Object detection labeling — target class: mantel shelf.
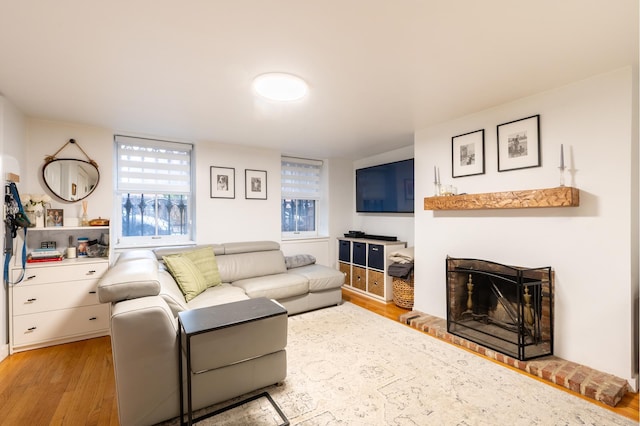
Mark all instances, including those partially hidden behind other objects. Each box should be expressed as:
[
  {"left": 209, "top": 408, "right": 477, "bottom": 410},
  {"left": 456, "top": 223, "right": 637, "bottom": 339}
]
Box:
[{"left": 423, "top": 186, "right": 580, "bottom": 210}]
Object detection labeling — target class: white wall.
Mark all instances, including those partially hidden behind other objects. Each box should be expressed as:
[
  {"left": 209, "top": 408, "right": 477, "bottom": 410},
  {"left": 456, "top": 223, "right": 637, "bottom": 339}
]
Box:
[
  {"left": 414, "top": 67, "right": 638, "bottom": 386},
  {"left": 353, "top": 146, "right": 415, "bottom": 248},
  {"left": 327, "top": 157, "right": 356, "bottom": 268},
  {"left": 193, "top": 141, "right": 282, "bottom": 243},
  {"left": 0, "top": 96, "right": 26, "bottom": 360},
  {"left": 25, "top": 119, "right": 113, "bottom": 220}
]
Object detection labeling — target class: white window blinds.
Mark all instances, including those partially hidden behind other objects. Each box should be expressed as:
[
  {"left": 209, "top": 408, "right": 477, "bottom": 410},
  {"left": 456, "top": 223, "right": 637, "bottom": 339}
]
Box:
[
  {"left": 115, "top": 135, "right": 192, "bottom": 193},
  {"left": 281, "top": 156, "right": 323, "bottom": 200}
]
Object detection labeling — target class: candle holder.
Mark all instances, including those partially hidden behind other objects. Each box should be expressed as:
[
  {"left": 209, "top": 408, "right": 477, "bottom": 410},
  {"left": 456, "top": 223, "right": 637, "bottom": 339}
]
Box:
[
  {"left": 558, "top": 166, "right": 566, "bottom": 187},
  {"left": 434, "top": 181, "right": 441, "bottom": 197}
]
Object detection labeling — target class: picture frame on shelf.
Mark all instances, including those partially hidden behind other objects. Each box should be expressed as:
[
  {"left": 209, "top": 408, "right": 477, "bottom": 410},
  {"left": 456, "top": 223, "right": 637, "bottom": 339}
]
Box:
[
  {"left": 46, "top": 209, "right": 64, "bottom": 227},
  {"left": 210, "top": 166, "right": 235, "bottom": 199},
  {"left": 245, "top": 169, "right": 267, "bottom": 200},
  {"left": 497, "top": 115, "right": 541, "bottom": 172},
  {"left": 452, "top": 129, "right": 485, "bottom": 178}
]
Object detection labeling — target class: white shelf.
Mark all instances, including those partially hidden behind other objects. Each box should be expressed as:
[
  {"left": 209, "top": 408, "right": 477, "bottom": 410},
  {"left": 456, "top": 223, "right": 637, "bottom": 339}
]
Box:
[{"left": 27, "top": 226, "right": 109, "bottom": 231}]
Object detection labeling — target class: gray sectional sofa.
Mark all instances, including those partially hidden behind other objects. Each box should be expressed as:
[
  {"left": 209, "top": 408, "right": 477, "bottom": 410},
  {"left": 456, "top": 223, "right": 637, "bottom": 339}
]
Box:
[{"left": 97, "top": 240, "right": 344, "bottom": 426}]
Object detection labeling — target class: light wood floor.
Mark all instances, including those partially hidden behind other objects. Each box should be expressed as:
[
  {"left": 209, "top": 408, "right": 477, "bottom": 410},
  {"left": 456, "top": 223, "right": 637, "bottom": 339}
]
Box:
[{"left": 0, "top": 292, "right": 637, "bottom": 424}]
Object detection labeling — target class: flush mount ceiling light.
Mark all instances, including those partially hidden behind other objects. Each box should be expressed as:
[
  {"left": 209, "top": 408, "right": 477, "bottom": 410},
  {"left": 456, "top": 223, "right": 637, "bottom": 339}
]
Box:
[{"left": 252, "top": 72, "right": 308, "bottom": 101}]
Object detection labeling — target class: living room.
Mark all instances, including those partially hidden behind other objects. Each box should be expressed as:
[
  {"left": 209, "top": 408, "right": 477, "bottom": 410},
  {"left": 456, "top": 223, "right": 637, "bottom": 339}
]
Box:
[{"left": 0, "top": 1, "right": 638, "bottom": 424}]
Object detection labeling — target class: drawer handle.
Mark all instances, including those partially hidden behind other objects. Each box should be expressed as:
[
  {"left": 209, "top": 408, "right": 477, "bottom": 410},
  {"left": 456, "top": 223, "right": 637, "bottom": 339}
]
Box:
[
  {"left": 26, "top": 275, "right": 36, "bottom": 280},
  {"left": 89, "top": 317, "right": 97, "bottom": 321},
  {"left": 86, "top": 270, "right": 97, "bottom": 275},
  {"left": 89, "top": 291, "right": 97, "bottom": 294},
  {"left": 372, "top": 247, "right": 379, "bottom": 252},
  {"left": 26, "top": 298, "right": 37, "bottom": 303},
  {"left": 27, "top": 327, "right": 37, "bottom": 331}
]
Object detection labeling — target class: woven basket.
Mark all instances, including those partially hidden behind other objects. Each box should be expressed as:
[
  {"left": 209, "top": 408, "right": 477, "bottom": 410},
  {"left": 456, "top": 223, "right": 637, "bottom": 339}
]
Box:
[{"left": 392, "top": 274, "right": 414, "bottom": 309}]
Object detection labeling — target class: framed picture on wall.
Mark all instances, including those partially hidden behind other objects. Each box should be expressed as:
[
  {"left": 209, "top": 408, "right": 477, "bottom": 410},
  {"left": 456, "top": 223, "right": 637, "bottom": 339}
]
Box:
[
  {"left": 497, "top": 115, "right": 541, "bottom": 172},
  {"left": 210, "top": 166, "right": 235, "bottom": 199},
  {"left": 245, "top": 169, "right": 267, "bottom": 200},
  {"left": 452, "top": 129, "right": 485, "bottom": 178}
]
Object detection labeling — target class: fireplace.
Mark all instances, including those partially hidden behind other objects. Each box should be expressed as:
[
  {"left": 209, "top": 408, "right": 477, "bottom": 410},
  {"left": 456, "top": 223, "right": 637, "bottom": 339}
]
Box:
[{"left": 446, "top": 257, "right": 553, "bottom": 361}]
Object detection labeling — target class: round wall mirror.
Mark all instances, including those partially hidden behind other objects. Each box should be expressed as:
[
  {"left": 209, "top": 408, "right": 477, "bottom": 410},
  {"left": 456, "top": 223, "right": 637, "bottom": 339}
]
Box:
[{"left": 43, "top": 159, "right": 100, "bottom": 202}]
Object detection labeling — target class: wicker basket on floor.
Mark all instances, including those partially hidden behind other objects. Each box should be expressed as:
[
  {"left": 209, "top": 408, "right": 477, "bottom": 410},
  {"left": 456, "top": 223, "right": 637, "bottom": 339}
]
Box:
[{"left": 392, "top": 274, "right": 414, "bottom": 309}]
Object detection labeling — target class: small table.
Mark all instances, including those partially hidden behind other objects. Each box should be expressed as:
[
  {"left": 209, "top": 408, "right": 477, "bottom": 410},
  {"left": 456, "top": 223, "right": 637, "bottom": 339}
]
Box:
[{"left": 178, "top": 297, "right": 288, "bottom": 425}]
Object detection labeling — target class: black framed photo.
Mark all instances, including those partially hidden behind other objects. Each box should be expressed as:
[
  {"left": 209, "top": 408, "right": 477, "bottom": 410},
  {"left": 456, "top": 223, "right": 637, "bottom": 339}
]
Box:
[
  {"left": 497, "top": 115, "right": 541, "bottom": 172},
  {"left": 245, "top": 169, "right": 267, "bottom": 200},
  {"left": 452, "top": 129, "right": 485, "bottom": 178},
  {"left": 210, "top": 166, "right": 235, "bottom": 199}
]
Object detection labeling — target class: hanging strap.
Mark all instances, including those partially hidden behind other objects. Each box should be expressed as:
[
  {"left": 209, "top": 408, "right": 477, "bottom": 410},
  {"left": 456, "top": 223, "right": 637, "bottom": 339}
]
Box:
[{"left": 4, "top": 182, "right": 29, "bottom": 284}]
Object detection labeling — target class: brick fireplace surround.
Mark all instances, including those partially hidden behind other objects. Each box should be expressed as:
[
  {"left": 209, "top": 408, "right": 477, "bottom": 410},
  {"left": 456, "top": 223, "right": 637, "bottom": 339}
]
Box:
[{"left": 398, "top": 310, "right": 630, "bottom": 407}]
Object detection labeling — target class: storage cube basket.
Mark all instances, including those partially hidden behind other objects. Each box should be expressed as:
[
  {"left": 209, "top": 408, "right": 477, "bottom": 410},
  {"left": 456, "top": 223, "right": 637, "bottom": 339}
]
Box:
[{"left": 392, "top": 274, "right": 414, "bottom": 309}]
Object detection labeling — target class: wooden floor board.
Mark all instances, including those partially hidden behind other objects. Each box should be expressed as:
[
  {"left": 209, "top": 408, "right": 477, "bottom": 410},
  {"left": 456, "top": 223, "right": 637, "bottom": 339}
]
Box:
[{"left": 0, "top": 291, "right": 636, "bottom": 424}]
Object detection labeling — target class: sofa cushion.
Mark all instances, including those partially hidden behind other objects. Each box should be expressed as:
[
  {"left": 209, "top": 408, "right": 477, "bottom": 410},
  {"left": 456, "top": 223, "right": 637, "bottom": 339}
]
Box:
[
  {"left": 180, "top": 247, "right": 222, "bottom": 287},
  {"left": 157, "top": 269, "right": 189, "bottom": 316},
  {"left": 186, "top": 283, "right": 250, "bottom": 310},
  {"left": 285, "top": 254, "right": 316, "bottom": 269},
  {"left": 287, "top": 264, "right": 346, "bottom": 292},
  {"left": 163, "top": 255, "right": 209, "bottom": 302},
  {"left": 98, "top": 258, "right": 161, "bottom": 303},
  {"left": 154, "top": 244, "right": 225, "bottom": 259},
  {"left": 222, "top": 240, "right": 280, "bottom": 254},
  {"left": 232, "top": 273, "right": 308, "bottom": 300},
  {"left": 216, "top": 250, "right": 287, "bottom": 282}
]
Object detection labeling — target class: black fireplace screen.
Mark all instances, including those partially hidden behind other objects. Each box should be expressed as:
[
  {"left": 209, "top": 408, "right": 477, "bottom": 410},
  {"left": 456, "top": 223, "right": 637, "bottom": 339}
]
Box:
[{"left": 446, "top": 257, "right": 553, "bottom": 361}]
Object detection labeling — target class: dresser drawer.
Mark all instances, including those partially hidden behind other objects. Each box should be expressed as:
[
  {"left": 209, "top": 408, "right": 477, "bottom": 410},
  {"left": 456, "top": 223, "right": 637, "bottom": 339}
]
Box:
[
  {"left": 12, "top": 304, "right": 110, "bottom": 347},
  {"left": 12, "top": 280, "right": 101, "bottom": 315},
  {"left": 13, "top": 261, "right": 108, "bottom": 286}
]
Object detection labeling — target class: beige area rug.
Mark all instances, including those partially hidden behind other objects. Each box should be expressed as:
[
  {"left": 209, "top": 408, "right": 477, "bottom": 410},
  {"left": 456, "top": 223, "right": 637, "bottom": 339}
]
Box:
[{"left": 180, "top": 302, "right": 634, "bottom": 425}]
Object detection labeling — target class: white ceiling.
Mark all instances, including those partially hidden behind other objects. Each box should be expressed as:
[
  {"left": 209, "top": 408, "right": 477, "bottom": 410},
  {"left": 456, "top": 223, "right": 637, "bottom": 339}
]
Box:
[{"left": 0, "top": 1, "right": 637, "bottom": 159}]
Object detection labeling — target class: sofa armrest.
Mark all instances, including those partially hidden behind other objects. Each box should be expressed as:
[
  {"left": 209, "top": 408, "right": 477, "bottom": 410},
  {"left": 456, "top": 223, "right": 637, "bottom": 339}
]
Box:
[
  {"left": 98, "top": 258, "right": 161, "bottom": 303},
  {"left": 110, "top": 296, "right": 180, "bottom": 426}
]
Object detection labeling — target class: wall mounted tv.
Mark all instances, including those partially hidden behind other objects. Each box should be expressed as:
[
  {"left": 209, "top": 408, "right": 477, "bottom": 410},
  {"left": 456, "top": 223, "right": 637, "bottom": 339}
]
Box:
[{"left": 356, "top": 158, "right": 414, "bottom": 213}]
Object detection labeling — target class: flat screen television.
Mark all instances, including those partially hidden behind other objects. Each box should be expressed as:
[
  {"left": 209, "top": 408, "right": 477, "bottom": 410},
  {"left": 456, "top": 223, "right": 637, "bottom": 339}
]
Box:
[{"left": 356, "top": 158, "right": 414, "bottom": 213}]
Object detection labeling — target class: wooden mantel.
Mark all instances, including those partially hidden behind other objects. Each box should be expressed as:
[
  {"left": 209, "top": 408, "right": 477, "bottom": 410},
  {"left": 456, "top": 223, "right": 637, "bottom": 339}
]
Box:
[{"left": 424, "top": 186, "right": 580, "bottom": 210}]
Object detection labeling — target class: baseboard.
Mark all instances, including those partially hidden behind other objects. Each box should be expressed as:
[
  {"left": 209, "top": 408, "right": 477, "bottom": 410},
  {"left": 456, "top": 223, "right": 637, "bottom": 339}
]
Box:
[{"left": 0, "top": 343, "right": 9, "bottom": 363}]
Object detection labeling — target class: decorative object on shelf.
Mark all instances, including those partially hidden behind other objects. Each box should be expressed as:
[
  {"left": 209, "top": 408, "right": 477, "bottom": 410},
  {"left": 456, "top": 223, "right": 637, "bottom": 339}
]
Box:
[
  {"left": 559, "top": 143, "right": 566, "bottom": 187},
  {"left": 210, "top": 166, "right": 235, "bottom": 199},
  {"left": 47, "top": 209, "right": 64, "bottom": 227},
  {"left": 89, "top": 217, "right": 109, "bottom": 226},
  {"left": 424, "top": 186, "right": 579, "bottom": 210},
  {"left": 77, "top": 237, "right": 89, "bottom": 257},
  {"left": 440, "top": 184, "right": 457, "bottom": 196},
  {"left": 21, "top": 194, "right": 51, "bottom": 228},
  {"left": 66, "top": 246, "right": 77, "bottom": 259},
  {"left": 433, "top": 166, "right": 441, "bottom": 196},
  {"left": 452, "top": 129, "right": 485, "bottom": 178},
  {"left": 42, "top": 138, "right": 100, "bottom": 202},
  {"left": 245, "top": 169, "right": 267, "bottom": 200},
  {"left": 497, "top": 115, "right": 541, "bottom": 172},
  {"left": 81, "top": 200, "right": 89, "bottom": 226}
]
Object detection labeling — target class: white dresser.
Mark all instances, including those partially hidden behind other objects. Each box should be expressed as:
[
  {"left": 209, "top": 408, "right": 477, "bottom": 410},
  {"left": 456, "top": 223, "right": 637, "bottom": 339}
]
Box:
[{"left": 9, "top": 227, "right": 110, "bottom": 353}]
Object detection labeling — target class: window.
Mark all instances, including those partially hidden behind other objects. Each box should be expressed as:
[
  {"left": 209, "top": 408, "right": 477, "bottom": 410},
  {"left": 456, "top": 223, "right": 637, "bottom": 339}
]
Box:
[
  {"left": 115, "top": 135, "right": 193, "bottom": 246},
  {"left": 281, "top": 156, "right": 323, "bottom": 237}
]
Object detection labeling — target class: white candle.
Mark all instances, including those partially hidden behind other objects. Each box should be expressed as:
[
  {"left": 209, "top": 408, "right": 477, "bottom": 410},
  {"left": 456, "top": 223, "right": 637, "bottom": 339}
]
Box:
[
  {"left": 437, "top": 167, "right": 441, "bottom": 185},
  {"left": 434, "top": 166, "right": 437, "bottom": 183},
  {"left": 560, "top": 144, "right": 565, "bottom": 169}
]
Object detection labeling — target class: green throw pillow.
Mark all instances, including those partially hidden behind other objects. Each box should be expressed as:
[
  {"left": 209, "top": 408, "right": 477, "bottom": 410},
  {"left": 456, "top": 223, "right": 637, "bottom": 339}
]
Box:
[
  {"left": 163, "top": 255, "right": 208, "bottom": 302},
  {"left": 180, "top": 247, "right": 222, "bottom": 288}
]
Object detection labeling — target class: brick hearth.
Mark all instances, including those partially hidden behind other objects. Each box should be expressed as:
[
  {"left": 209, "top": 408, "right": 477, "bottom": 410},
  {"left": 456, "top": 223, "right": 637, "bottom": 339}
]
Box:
[{"left": 399, "top": 310, "right": 630, "bottom": 407}]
